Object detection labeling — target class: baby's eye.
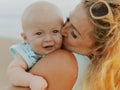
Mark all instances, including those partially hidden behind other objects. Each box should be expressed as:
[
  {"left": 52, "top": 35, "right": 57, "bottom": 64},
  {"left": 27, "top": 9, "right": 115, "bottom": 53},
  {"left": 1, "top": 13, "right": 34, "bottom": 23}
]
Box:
[
  {"left": 53, "top": 30, "right": 59, "bottom": 33},
  {"left": 36, "top": 32, "right": 42, "bottom": 35},
  {"left": 71, "top": 31, "right": 77, "bottom": 39}
]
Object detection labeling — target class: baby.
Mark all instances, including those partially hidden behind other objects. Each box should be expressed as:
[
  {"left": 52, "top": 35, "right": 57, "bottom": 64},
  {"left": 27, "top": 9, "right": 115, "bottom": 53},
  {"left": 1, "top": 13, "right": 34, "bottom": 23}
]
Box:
[{"left": 7, "top": 1, "right": 63, "bottom": 90}]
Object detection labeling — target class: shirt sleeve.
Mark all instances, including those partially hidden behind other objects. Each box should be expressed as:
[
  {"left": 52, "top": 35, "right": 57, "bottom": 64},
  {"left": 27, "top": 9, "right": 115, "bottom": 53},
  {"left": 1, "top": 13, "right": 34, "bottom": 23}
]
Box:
[{"left": 10, "top": 42, "right": 43, "bottom": 69}]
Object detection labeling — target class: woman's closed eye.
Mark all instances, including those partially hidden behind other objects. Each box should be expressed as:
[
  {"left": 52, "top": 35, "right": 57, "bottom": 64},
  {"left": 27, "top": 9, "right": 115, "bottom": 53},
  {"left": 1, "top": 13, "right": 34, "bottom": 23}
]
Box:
[{"left": 71, "top": 31, "right": 77, "bottom": 39}]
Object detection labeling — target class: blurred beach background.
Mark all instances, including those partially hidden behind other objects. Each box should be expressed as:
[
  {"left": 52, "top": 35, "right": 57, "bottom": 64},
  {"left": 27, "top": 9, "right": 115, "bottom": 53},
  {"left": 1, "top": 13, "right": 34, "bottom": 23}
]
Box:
[{"left": 0, "top": 0, "right": 80, "bottom": 89}]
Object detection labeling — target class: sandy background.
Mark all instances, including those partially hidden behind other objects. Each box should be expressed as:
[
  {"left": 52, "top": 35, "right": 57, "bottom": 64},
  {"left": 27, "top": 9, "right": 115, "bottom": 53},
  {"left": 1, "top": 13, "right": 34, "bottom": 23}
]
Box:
[{"left": 0, "top": 37, "right": 19, "bottom": 89}]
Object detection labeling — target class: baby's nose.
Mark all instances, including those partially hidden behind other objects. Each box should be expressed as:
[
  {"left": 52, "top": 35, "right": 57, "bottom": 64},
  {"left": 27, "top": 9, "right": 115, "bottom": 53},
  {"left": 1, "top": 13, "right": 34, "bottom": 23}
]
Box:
[{"left": 43, "top": 34, "right": 53, "bottom": 42}]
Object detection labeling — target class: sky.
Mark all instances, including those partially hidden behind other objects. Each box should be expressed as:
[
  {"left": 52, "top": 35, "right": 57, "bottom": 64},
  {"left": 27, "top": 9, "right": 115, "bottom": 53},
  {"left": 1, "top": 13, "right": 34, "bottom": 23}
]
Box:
[{"left": 0, "top": 0, "right": 81, "bottom": 39}]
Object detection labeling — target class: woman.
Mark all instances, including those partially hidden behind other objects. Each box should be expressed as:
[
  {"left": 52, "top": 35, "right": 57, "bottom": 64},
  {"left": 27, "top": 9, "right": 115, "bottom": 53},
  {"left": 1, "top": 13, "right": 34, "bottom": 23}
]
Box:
[{"left": 7, "top": 0, "right": 120, "bottom": 90}]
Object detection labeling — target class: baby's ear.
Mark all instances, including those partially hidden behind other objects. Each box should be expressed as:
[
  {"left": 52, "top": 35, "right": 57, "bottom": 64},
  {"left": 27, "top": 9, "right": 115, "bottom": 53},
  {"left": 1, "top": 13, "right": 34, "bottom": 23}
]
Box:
[{"left": 21, "top": 32, "right": 27, "bottom": 42}]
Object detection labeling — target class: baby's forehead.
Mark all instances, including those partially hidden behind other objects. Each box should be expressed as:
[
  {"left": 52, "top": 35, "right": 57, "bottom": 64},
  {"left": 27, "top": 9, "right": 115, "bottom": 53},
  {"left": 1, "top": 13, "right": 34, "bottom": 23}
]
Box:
[
  {"left": 23, "top": 1, "right": 63, "bottom": 19},
  {"left": 27, "top": 2, "right": 56, "bottom": 12}
]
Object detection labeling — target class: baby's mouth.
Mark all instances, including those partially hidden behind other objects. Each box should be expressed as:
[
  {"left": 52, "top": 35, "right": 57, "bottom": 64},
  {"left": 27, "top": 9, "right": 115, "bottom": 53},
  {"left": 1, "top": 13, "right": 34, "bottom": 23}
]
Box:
[{"left": 44, "top": 45, "right": 54, "bottom": 50}]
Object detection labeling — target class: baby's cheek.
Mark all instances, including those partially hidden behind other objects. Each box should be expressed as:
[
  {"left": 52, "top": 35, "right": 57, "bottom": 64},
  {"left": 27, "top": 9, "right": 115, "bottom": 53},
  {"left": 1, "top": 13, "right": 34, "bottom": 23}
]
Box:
[{"left": 32, "top": 42, "right": 42, "bottom": 51}]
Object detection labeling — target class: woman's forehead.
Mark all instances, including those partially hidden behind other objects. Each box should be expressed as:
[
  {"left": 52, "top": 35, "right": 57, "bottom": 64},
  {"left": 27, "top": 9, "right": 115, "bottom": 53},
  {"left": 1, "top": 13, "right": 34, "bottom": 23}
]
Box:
[{"left": 69, "top": 4, "right": 94, "bottom": 32}]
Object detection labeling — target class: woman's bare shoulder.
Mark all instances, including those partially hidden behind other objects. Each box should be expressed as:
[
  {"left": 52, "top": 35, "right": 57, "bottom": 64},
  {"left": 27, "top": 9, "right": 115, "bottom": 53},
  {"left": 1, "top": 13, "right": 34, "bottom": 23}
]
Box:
[
  {"left": 46, "top": 49, "right": 77, "bottom": 63},
  {"left": 30, "top": 49, "right": 78, "bottom": 90}
]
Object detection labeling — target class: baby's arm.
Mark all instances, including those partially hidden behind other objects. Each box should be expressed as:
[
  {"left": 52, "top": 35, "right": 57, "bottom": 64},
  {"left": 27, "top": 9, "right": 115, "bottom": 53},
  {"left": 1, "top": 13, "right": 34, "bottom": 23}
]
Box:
[{"left": 7, "top": 54, "right": 47, "bottom": 90}]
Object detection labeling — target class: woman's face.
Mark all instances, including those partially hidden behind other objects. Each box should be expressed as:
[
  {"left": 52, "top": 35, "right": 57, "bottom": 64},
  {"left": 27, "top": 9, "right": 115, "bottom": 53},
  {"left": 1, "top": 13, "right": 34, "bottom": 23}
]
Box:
[{"left": 61, "top": 4, "right": 95, "bottom": 55}]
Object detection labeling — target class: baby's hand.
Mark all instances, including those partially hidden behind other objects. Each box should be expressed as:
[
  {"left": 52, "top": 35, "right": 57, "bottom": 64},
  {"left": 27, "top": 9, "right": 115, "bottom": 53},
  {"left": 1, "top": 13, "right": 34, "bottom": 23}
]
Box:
[{"left": 30, "top": 76, "right": 48, "bottom": 90}]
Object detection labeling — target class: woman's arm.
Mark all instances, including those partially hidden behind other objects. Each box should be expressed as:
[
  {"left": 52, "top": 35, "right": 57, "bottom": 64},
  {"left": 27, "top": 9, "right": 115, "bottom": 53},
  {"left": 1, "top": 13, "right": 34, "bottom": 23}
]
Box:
[
  {"left": 30, "top": 49, "right": 78, "bottom": 90},
  {"left": 7, "top": 49, "right": 78, "bottom": 90}
]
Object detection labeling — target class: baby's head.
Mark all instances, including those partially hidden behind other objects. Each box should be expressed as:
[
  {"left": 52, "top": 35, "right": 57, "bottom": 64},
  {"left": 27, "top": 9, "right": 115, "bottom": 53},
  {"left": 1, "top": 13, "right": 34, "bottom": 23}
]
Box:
[{"left": 21, "top": 1, "right": 64, "bottom": 55}]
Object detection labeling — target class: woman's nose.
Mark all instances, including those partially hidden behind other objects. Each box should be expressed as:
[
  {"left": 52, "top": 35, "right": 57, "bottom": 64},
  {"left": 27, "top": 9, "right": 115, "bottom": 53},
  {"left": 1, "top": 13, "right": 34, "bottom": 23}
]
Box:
[
  {"left": 61, "top": 27, "right": 68, "bottom": 37},
  {"left": 43, "top": 34, "right": 53, "bottom": 42}
]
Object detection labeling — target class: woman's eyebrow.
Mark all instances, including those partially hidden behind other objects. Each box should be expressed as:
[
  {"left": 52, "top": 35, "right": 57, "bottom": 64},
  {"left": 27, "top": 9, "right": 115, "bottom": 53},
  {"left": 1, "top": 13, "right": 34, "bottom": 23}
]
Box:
[
  {"left": 66, "top": 17, "right": 70, "bottom": 22},
  {"left": 63, "top": 17, "right": 70, "bottom": 27}
]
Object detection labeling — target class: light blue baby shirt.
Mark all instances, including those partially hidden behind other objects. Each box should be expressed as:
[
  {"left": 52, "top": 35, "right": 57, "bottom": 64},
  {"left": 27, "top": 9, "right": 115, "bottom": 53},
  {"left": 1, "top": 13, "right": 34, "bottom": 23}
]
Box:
[{"left": 10, "top": 42, "right": 43, "bottom": 69}]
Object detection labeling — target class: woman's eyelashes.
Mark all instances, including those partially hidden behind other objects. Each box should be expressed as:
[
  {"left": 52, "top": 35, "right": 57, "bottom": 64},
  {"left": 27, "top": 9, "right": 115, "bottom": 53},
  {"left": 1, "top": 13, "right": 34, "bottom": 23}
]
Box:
[{"left": 71, "top": 31, "right": 77, "bottom": 39}]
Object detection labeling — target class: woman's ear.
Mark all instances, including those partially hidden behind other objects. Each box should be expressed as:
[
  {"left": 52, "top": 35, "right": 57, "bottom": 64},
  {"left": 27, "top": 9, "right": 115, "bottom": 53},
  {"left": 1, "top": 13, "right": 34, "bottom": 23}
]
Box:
[
  {"left": 89, "top": 47, "right": 102, "bottom": 61},
  {"left": 92, "top": 46, "right": 103, "bottom": 56},
  {"left": 21, "top": 32, "right": 27, "bottom": 42}
]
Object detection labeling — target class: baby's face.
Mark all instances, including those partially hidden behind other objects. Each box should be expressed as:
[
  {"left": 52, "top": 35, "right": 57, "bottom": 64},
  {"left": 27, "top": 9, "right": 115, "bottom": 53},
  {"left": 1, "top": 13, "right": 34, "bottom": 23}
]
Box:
[
  {"left": 23, "top": 17, "right": 63, "bottom": 55},
  {"left": 21, "top": 1, "right": 64, "bottom": 55}
]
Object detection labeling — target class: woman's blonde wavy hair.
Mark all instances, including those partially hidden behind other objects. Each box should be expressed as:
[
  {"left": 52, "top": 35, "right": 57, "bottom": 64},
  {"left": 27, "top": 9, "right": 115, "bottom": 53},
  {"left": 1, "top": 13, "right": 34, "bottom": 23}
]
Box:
[{"left": 82, "top": 0, "right": 120, "bottom": 90}]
